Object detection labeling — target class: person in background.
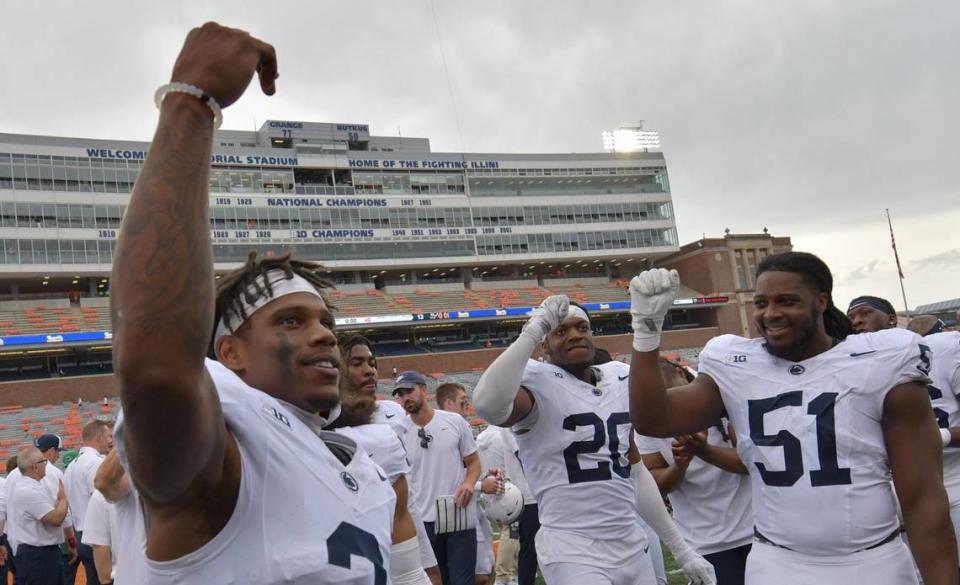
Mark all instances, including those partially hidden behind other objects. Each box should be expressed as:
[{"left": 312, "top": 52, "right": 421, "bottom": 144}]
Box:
[
  {"left": 636, "top": 358, "right": 753, "bottom": 585},
  {"left": 12, "top": 446, "right": 69, "bottom": 585},
  {"left": 396, "top": 372, "right": 482, "bottom": 585}
]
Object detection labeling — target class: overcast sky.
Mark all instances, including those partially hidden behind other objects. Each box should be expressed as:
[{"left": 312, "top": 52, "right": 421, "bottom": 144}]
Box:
[{"left": 2, "top": 1, "right": 957, "bottom": 311}]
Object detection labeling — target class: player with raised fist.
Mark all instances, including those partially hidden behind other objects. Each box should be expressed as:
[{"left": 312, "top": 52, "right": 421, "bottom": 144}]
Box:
[
  {"left": 474, "top": 295, "right": 715, "bottom": 585},
  {"left": 628, "top": 253, "right": 957, "bottom": 585}
]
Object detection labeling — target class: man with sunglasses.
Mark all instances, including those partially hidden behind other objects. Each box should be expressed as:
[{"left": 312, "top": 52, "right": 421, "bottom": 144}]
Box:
[{"left": 395, "top": 371, "right": 481, "bottom": 585}]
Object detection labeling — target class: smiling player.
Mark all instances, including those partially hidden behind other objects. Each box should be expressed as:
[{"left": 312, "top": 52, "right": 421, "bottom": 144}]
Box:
[
  {"left": 628, "top": 252, "right": 957, "bottom": 585},
  {"left": 473, "top": 298, "right": 715, "bottom": 585}
]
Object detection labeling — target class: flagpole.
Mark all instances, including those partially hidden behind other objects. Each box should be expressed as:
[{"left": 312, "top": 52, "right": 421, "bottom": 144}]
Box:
[{"left": 886, "top": 208, "right": 909, "bottom": 313}]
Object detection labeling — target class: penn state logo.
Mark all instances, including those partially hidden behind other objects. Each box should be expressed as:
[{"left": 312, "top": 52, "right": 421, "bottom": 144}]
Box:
[
  {"left": 592, "top": 388, "right": 602, "bottom": 396},
  {"left": 341, "top": 471, "right": 359, "bottom": 492},
  {"left": 789, "top": 365, "right": 805, "bottom": 376}
]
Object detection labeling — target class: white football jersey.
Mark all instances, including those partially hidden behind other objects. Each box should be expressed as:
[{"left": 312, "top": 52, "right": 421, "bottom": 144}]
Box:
[
  {"left": 373, "top": 399, "right": 407, "bottom": 439},
  {"left": 923, "top": 331, "right": 960, "bottom": 487},
  {"left": 116, "top": 359, "right": 396, "bottom": 585},
  {"left": 336, "top": 424, "right": 410, "bottom": 485},
  {"left": 514, "top": 359, "right": 644, "bottom": 546},
  {"left": 635, "top": 423, "right": 753, "bottom": 555},
  {"left": 698, "top": 328, "right": 930, "bottom": 555}
]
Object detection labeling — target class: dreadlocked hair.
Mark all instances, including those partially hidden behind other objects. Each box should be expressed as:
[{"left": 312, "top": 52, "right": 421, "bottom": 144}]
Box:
[
  {"left": 207, "top": 251, "right": 336, "bottom": 357},
  {"left": 338, "top": 333, "right": 375, "bottom": 360},
  {"left": 756, "top": 251, "right": 853, "bottom": 341}
]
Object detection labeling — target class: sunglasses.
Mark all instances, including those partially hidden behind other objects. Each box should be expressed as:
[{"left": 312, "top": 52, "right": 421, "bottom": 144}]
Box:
[{"left": 418, "top": 427, "right": 433, "bottom": 449}]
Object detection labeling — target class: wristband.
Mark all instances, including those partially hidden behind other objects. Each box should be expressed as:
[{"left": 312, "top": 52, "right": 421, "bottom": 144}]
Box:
[
  {"left": 632, "top": 330, "right": 662, "bottom": 353},
  {"left": 941, "top": 428, "right": 952, "bottom": 448},
  {"left": 154, "top": 82, "right": 223, "bottom": 129}
]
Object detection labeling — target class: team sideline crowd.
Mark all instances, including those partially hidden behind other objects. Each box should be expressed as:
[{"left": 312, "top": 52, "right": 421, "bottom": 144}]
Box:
[{"left": 0, "top": 22, "right": 957, "bottom": 585}]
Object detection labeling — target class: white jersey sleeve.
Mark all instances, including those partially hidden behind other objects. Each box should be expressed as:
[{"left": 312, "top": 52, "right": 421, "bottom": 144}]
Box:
[
  {"left": 81, "top": 491, "right": 114, "bottom": 549},
  {"left": 336, "top": 424, "right": 410, "bottom": 485},
  {"left": 114, "top": 358, "right": 396, "bottom": 585},
  {"left": 698, "top": 329, "right": 927, "bottom": 556}
]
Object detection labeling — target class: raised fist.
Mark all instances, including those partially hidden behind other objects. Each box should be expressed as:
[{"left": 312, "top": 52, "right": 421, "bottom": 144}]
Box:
[
  {"left": 521, "top": 295, "right": 569, "bottom": 342},
  {"left": 170, "top": 22, "right": 278, "bottom": 109},
  {"left": 629, "top": 268, "right": 680, "bottom": 352}
]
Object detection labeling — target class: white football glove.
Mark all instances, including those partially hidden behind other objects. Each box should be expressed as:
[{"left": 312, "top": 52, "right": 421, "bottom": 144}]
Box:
[
  {"left": 521, "top": 295, "right": 569, "bottom": 342},
  {"left": 673, "top": 546, "right": 717, "bottom": 585},
  {"left": 629, "top": 268, "right": 680, "bottom": 352}
]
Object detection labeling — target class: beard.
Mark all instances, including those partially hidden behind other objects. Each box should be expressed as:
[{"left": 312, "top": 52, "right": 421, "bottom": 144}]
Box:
[
  {"left": 763, "top": 307, "right": 820, "bottom": 362},
  {"left": 337, "top": 392, "right": 377, "bottom": 427}
]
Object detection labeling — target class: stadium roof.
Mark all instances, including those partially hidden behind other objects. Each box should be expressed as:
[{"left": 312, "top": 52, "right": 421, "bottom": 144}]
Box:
[{"left": 914, "top": 297, "right": 960, "bottom": 314}]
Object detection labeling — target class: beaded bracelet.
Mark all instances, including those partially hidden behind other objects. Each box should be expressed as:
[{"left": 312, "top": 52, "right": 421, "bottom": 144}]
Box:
[{"left": 154, "top": 82, "right": 223, "bottom": 129}]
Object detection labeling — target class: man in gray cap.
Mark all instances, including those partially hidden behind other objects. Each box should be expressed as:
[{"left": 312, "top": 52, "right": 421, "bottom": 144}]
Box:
[
  {"left": 35, "top": 434, "right": 80, "bottom": 579},
  {"left": 394, "top": 371, "right": 481, "bottom": 585}
]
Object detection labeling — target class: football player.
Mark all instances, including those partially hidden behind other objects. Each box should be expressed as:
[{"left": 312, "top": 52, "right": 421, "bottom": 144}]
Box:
[
  {"left": 909, "top": 315, "right": 960, "bottom": 570},
  {"left": 474, "top": 298, "right": 715, "bottom": 585},
  {"left": 335, "top": 334, "right": 441, "bottom": 585},
  {"left": 112, "top": 23, "right": 394, "bottom": 584},
  {"left": 628, "top": 252, "right": 957, "bottom": 584},
  {"left": 846, "top": 295, "right": 898, "bottom": 333}
]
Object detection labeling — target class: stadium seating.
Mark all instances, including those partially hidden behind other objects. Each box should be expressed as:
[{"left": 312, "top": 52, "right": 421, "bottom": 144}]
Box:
[
  {"left": 0, "top": 303, "right": 111, "bottom": 336},
  {"left": 0, "top": 398, "right": 118, "bottom": 460},
  {"left": 0, "top": 276, "right": 712, "bottom": 338}
]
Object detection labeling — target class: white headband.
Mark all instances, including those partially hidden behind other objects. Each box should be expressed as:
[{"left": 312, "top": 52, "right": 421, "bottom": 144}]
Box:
[
  {"left": 214, "top": 269, "right": 323, "bottom": 348},
  {"left": 566, "top": 305, "right": 591, "bottom": 327}
]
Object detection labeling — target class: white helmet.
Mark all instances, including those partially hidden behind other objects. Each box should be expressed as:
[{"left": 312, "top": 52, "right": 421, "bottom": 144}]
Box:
[{"left": 480, "top": 481, "right": 524, "bottom": 524}]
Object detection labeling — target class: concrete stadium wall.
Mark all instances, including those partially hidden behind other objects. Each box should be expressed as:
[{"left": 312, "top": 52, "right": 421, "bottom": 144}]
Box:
[
  {"left": 0, "top": 328, "right": 720, "bottom": 405},
  {"left": 0, "top": 374, "right": 118, "bottom": 408}
]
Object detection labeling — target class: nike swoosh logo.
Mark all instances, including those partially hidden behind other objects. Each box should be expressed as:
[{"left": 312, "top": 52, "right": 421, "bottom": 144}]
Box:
[
  {"left": 618, "top": 375, "right": 629, "bottom": 381},
  {"left": 385, "top": 413, "right": 395, "bottom": 418},
  {"left": 850, "top": 351, "right": 877, "bottom": 357}
]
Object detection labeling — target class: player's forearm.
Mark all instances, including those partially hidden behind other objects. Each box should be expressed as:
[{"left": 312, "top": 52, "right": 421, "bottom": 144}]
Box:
[
  {"left": 697, "top": 445, "right": 748, "bottom": 475},
  {"left": 95, "top": 450, "right": 131, "bottom": 502},
  {"left": 473, "top": 334, "right": 536, "bottom": 425},
  {"left": 902, "top": 495, "right": 958, "bottom": 585},
  {"left": 463, "top": 456, "right": 482, "bottom": 486},
  {"left": 629, "top": 349, "right": 672, "bottom": 436},
  {"left": 392, "top": 504, "right": 418, "bottom": 544},
  {"left": 112, "top": 95, "right": 214, "bottom": 387},
  {"left": 632, "top": 462, "right": 683, "bottom": 545},
  {"left": 112, "top": 96, "right": 228, "bottom": 503},
  {"left": 93, "top": 545, "right": 113, "bottom": 583},
  {"left": 649, "top": 465, "right": 684, "bottom": 494}
]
